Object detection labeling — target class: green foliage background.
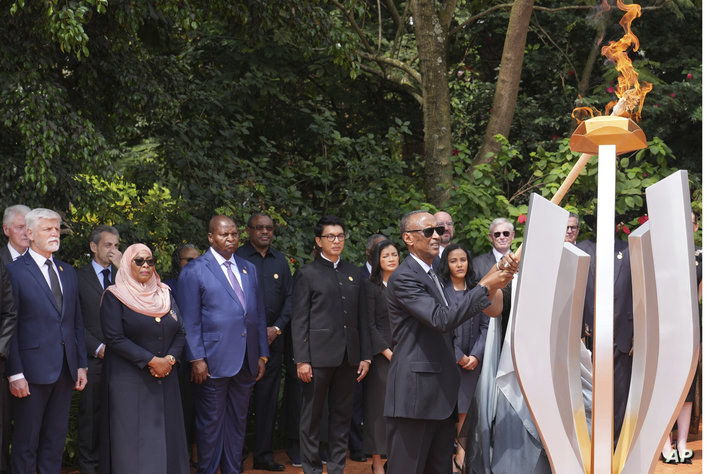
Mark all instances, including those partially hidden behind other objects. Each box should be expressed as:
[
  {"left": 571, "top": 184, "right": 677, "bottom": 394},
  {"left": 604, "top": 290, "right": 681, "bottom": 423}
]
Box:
[{"left": 0, "top": 0, "right": 702, "bottom": 464}]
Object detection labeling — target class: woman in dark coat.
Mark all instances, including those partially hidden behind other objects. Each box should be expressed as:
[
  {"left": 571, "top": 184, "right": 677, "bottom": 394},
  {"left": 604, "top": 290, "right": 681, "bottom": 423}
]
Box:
[
  {"left": 100, "top": 243, "right": 189, "bottom": 474},
  {"left": 361, "top": 239, "right": 399, "bottom": 474},
  {"left": 438, "top": 243, "right": 489, "bottom": 473}
]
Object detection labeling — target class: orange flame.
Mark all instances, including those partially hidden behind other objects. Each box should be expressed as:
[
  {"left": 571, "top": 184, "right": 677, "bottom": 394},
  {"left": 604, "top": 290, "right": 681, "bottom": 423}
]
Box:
[
  {"left": 600, "top": 0, "right": 653, "bottom": 122},
  {"left": 571, "top": 107, "right": 596, "bottom": 123}
]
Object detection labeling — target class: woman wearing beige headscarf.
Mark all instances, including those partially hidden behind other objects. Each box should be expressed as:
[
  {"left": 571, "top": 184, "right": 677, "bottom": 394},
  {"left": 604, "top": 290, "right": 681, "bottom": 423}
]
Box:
[{"left": 99, "top": 244, "right": 189, "bottom": 474}]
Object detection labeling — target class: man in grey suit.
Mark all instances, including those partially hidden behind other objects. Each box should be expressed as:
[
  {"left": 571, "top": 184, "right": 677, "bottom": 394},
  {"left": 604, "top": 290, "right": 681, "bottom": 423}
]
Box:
[
  {"left": 384, "top": 210, "right": 517, "bottom": 474},
  {"left": 0, "top": 205, "right": 30, "bottom": 266},
  {"left": 76, "top": 225, "right": 121, "bottom": 474}
]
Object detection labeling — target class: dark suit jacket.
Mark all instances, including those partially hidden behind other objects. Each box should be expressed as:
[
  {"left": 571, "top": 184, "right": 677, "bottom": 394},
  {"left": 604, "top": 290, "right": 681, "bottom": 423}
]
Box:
[
  {"left": 291, "top": 256, "right": 369, "bottom": 367},
  {"left": 0, "top": 266, "right": 16, "bottom": 358},
  {"left": 0, "top": 247, "right": 11, "bottom": 267},
  {"left": 578, "top": 239, "right": 634, "bottom": 353},
  {"left": 359, "top": 279, "right": 391, "bottom": 357},
  {"left": 177, "top": 250, "right": 269, "bottom": 378},
  {"left": 471, "top": 250, "right": 512, "bottom": 338},
  {"left": 6, "top": 253, "right": 87, "bottom": 383},
  {"left": 471, "top": 251, "right": 495, "bottom": 282},
  {"left": 77, "top": 263, "right": 116, "bottom": 357},
  {"left": 384, "top": 254, "right": 492, "bottom": 420}
]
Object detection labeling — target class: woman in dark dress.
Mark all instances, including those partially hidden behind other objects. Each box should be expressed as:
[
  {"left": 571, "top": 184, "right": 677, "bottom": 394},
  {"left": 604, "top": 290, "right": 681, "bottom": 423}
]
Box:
[
  {"left": 100, "top": 243, "right": 189, "bottom": 474},
  {"left": 438, "top": 243, "right": 489, "bottom": 473},
  {"left": 361, "top": 239, "right": 399, "bottom": 474}
]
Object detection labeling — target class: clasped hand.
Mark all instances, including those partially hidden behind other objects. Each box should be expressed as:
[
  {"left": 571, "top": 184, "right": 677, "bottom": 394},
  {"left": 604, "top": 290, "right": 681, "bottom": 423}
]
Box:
[{"left": 148, "top": 356, "right": 173, "bottom": 379}]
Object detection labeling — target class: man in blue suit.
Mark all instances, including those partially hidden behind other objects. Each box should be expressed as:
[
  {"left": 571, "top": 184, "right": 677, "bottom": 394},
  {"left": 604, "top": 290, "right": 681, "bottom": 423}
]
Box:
[
  {"left": 177, "top": 215, "right": 269, "bottom": 474},
  {"left": 6, "top": 208, "right": 88, "bottom": 473}
]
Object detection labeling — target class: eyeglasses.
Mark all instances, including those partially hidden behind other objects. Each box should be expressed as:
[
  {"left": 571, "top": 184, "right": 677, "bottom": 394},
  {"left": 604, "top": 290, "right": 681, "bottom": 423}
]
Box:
[
  {"left": 492, "top": 231, "right": 511, "bottom": 238},
  {"left": 319, "top": 234, "right": 346, "bottom": 242},
  {"left": 133, "top": 257, "right": 156, "bottom": 267},
  {"left": 248, "top": 225, "right": 274, "bottom": 231},
  {"left": 566, "top": 225, "right": 579, "bottom": 231},
  {"left": 180, "top": 257, "right": 195, "bottom": 262},
  {"left": 405, "top": 226, "right": 445, "bottom": 238}
]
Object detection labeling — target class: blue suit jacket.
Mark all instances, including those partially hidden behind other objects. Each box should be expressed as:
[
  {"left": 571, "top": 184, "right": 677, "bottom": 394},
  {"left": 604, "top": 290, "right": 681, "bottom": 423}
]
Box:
[
  {"left": 6, "top": 253, "right": 87, "bottom": 384},
  {"left": 177, "top": 250, "right": 269, "bottom": 378}
]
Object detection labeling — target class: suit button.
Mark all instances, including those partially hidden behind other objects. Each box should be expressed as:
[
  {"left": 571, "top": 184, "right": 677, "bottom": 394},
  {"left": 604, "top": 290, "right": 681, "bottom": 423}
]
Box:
[
  {"left": 343, "top": 325, "right": 347, "bottom": 328},
  {"left": 341, "top": 296, "right": 345, "bottom": 300}
]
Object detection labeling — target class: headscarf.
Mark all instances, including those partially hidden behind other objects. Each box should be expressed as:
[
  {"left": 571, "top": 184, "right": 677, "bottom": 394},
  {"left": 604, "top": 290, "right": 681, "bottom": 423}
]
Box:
[{"left": 107, "top": 243, "right": 171, "bottom": 318}]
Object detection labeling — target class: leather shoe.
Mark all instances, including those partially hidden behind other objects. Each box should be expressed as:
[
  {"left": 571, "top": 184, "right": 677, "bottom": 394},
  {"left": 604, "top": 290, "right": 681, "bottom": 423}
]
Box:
[
  {"left": 350, "top": 452, "right": 368, "bottom": 462},
  {"left": 253, "top": 460, "right": 285, "bottom": 471}
]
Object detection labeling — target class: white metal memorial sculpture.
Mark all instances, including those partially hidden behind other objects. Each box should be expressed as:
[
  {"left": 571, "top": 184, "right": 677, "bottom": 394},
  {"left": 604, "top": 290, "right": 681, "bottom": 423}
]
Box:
[{"left": 511, "top": 145, "right": 698, "bottom": 474}]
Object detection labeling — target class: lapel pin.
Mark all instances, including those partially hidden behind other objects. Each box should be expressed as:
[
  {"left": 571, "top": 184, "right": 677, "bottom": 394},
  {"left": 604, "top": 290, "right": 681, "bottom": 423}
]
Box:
[
  {"left": 59, "top": 266, "right": 63, "bottom": 271},
  {"left": 273, "top": 273, "right": 279, "bottom": 279},
  {"left": 617, "top": 251, "right": 623, "bottom": 260},
  {"left": 348, "top": 276, "right": 354, "bottom": 282},
  {"left": 242, "top": 268, "right": 247, "bottom": 274},
  {"left": 155, "top": 317, "right": 161, "bottom": 323}
]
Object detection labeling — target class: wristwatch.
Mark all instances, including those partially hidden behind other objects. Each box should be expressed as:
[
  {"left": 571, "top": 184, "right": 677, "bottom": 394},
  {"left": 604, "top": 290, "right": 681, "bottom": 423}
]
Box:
[
  {"left": 478, "top": 283, "right": 490, "bottom": 297},
  {"left": 166, "top": 354, "right": 176, "bottom": 365},
  {"left": 274, "top": 326, "right": 282, "bottom": 335}
]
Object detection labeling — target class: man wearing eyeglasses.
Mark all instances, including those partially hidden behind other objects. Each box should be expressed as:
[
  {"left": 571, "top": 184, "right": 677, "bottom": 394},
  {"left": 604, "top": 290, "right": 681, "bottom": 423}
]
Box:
[
  {"left": 565, "top": 212, "right": 580, "bottom": 244},
  {"left": 76, "top": 225, "right": 121, "bottom": 474},
  {"left": 384, "top": 210, "right": 517, "bottom": 474},
  {"left": 177, "top": 215, "right": 269, "bottom": 474},
  {"left": 237, "top": 213, "right": 293, "bottom": 472},
  {"left": 291, "top": 215, "right": 371, "bottom": 474}
]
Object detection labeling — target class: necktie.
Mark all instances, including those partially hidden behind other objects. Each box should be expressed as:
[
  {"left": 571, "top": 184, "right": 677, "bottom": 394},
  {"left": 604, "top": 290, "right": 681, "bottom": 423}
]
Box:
[
  {"left": 102, "top": 268, "right": 111, "bottom": 289},
  {"left": 223, "top": 261, "right": 246, "bottom": 309},
  {"left": 46, "top": 259, "right": 63, "bottom": 310},
  {"left": 428, "top": 269, "right": 448, "bottom": 307}
]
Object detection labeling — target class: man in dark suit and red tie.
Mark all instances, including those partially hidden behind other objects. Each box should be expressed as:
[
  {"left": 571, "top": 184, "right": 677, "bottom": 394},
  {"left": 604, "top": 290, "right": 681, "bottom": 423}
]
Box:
[
  {"left": 6, "top": 208, "right": 88, "bottom": 473},
  {"left": 76, "top": 225, "right": 121, "bottom": 474},
  {"left": 177, "top": 215, "right": 269, "bottom": 474},
  {"left": 384, "top": 210, "right": 516, "bottom": 474}
]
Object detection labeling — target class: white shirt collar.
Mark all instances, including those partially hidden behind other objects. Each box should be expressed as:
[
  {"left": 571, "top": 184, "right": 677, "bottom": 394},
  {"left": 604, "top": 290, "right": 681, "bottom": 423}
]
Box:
[
  {"left": 365, "top": 261, "right": 373, "bottom": 274},
  {"left": 409, "top": 253, "right": 433, "bottom": 274},
  {"left": 28, "top": 247, "right": 54, "bottom": 268},
  {"left": 492, "top": 248, "right": 510, "bottom": 262},
  {"left": 320, "top": 252, "right": 340, "bottom": 269},
  {"left": 210, "top": 246, "right": 236, "bottom": 266},
  {"left": 7, "top": 243, "right": 24, "bottom": 261}
]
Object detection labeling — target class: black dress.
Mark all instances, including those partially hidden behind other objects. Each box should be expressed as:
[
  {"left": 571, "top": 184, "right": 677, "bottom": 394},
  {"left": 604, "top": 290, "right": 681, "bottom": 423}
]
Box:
[
  {"left": 360, "top": 280, "right": 391, "bottom": 456},
  {"left": 99, "top": 291, "right": 189, "bottom": 474}
]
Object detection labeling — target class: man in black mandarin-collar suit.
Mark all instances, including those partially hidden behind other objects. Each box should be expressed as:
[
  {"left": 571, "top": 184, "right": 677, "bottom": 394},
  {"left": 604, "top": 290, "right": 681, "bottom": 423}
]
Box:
[
  {"left": 76, "top": 225, "right": 121, "bottom": 474},
  {"left": 384, "top": 211, "right": 517, "bottom": 474},
  {"left": 6, "top": 208, "right": 88, "bottom": 473},
  {"left": 291, "top": 216, "right": 371, "bottom": 474},
  {"left": 237, "top": 213, "right": 292, "bottom": 472}
]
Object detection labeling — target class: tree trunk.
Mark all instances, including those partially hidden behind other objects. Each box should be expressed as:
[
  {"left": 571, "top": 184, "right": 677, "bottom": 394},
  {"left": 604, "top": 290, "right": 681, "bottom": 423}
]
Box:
[
  {"left": 411, "top": 0, "right": 453, "bottom": 207},
  {"left": 471, "top": 0, "right": 535, "bottom": 169}
]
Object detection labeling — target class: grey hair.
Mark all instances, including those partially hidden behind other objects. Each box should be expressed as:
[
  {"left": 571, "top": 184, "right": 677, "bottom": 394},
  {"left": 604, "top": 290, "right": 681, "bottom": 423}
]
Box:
[
  {"left": 25, "top": 208, "right": 61, "bottom": 232},
  {"left": 568, "top": 212, "right": 579, "bottom": 223},
  {"left": 3, "top": 205, "right": 31, "bottom": 227},
  {"left": 399, "top": 210, "right": 429, "bottom": 235},
  {"left": 489, "top": 217, "right": 514, "bottom": 234}
]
